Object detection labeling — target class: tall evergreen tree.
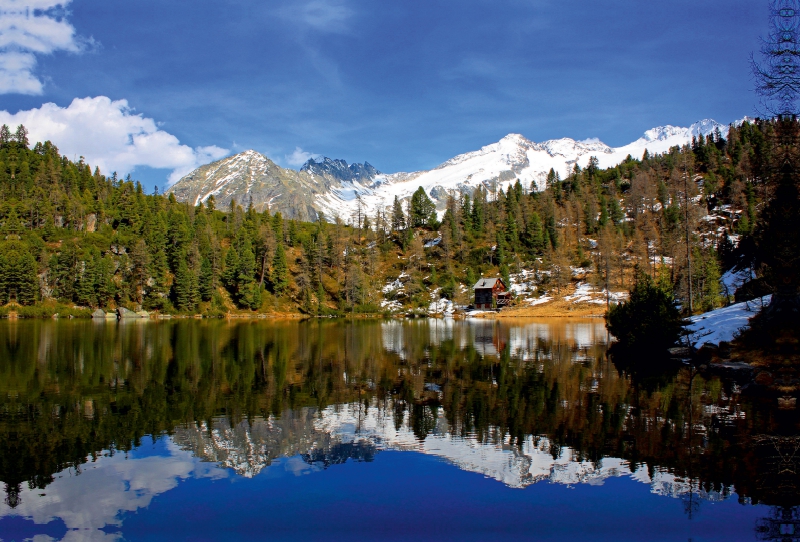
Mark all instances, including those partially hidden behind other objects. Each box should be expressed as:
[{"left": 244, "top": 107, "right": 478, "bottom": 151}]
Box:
[{"left": 271, "top": 244, "right": 289, "bottom": 295}]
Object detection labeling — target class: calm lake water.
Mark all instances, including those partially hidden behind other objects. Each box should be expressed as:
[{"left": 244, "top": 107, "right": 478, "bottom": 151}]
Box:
[{"left": 0, "top": 318, "right": 796, "bottom": 541}]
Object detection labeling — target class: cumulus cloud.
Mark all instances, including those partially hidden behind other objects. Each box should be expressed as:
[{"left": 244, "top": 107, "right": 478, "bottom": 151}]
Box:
[
  {"left": 0, "top": 0, "right": 90, "bottom": 94},
  {"left": 0, "top": 96, "right": 230, "bottom": 184},
  {"left": 285, "top": 146, "right": 321, "bottom": 167},
  {"left": 0, "top": 439, "right": 227, "bottom": 536},
  {"left": 0, "top": 50, "right": 41, "bottom": 94}
]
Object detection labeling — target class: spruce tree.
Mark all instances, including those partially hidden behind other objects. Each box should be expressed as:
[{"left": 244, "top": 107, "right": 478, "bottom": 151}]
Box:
[
  {"left": 199, "top": 257, "right": 214, "bottom": 302},
  {"left": 391, "top": 196, "right": 405, "bottom": 231},
  {"left": 75, "top": 253, "right": 97, "bottom": 307},
  {"left": 271, "top": 244, "right": 289, "bottom": 295},
  {"left": 14, "top": 125, "right": 29, "bottom": 148},
  {"left": 222, "top": 247, "right": 239, "bottom": 291},
  {"left": 237, "top": 238, "right": 258, "bottom": 308},
  {"left": 410, "top": 187, "right": 435, "bottom": 228},
  {"left": 14, "top": 249, "right": 38, "bottom": 306},
  {"left": 96, "top": 256, "right": 115, "bottom": 307},
  {"left": 173, "top": 258, "right": 195, "bottom": 312},
  {"left": 0, "top": 125, "right": 10, "bottom": 146}
]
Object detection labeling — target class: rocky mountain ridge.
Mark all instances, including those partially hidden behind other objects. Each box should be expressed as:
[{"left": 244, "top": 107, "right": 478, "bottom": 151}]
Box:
[{"left": 167, "top": 119, "right": 731, "bottom": 221}]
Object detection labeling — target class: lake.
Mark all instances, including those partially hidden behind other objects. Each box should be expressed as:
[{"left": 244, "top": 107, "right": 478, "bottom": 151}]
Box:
[{"left": 0, "top": 318, "right": 795, "bottom": 541}]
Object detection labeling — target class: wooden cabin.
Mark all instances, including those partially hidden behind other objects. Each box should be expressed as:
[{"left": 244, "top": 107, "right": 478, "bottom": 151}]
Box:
[{"left": 473, "top": 278, "right": 511, "bottom": 309}]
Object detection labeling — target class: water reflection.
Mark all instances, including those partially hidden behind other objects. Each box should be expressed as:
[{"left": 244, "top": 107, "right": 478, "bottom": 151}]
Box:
[
  {"left": 2, "top": 439, "right": 226, "bottom": 541},
  {"left": 0, "top": 318, "right": 796, "bottom": 540}
]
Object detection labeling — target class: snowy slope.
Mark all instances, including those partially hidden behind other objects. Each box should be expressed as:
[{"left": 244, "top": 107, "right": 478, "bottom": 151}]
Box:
[
  {"left": 687, "top": 296, "right": 771, "bottom": 348},
  {"left": 170, "top": 119, "right": 732, "bottom": 222},
  {"left": 314, "top": 119, "right": 730, "bottom": 220}
]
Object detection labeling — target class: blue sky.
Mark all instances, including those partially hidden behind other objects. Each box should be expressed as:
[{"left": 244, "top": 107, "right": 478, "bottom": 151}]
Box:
[{"left": 0, "top": 0, "right": 767, "bottom": 190}]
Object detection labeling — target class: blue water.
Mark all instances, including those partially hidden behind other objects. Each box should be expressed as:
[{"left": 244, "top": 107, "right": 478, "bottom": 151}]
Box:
[
  {"left": 0, "top": 440, "right": 762, "bottom": 542},
  {"left": 119, "top": 452, "right": 760, "bottom": 542},
  {"left": 0, "top": 320, "right": 780, "bottom": 542}
]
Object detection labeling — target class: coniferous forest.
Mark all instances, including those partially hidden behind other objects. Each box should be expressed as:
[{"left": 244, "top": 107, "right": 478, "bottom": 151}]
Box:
[{"left": 0, "top": 119, "right": 783, "bottom": 317}]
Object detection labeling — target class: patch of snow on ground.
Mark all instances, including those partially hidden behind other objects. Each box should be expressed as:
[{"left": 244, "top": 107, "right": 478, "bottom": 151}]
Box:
[
  {"left": 561, "top": 282, "right": 629, "bottom": 306},
  {"left": 382, "top": 278, "right": 404, "bottom": 294},
  {"left": 380, "top": 299, "right": 403, "bottom": 312},
  {"left": 466, "top": 309, "right": 492, "bottom": 316},
  {"left": 428, "top": 298, "right": 455, "bottom": 315},
  {"left": 424, "top": 236, "right": 442, "bottom": 248},
  {"left": 509, "top": 274, "right": 536, "bottom": 295},
  {"left": 526, "top": 296, "right": 553, "bottom": 306},
  {"left": 565, "top": 282, "right": 595, "bottom": 303},
  {"left": 571, "top": 267, "right": 590, "bottom": 277},
  {"left": 602, "top": 290, "right": 629, "bottom": 303},
  {"left": 383, "top": 272, "right": 410, "bottom": 294},
  {"left": 720, "top": 267, "right": 755, "bottom": 298},
  {"left": 687, "top": 296, "right": 771, "bottom": 348}
]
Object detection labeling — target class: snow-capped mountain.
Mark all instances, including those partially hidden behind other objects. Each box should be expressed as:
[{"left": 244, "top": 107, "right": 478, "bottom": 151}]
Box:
[
  {"left": 167, "top": 119, "right": 731, "bottom": 221},
  {"left": 170, "top": 401, "right": 730, "bottom": 503}
]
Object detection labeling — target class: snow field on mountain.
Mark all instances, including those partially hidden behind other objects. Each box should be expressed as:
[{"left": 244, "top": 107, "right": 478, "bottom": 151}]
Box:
[
  {"left": 170, "top": 117, "right": 735, "bottom": 226},
  {"left": 312, "top": 119, "right": 731, "bottom": 221}
]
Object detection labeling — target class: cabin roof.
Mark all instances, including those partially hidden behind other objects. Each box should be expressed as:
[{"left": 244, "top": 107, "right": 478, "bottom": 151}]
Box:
[{"left": 473, "top": 278, "right": 504, "bottom": 290}]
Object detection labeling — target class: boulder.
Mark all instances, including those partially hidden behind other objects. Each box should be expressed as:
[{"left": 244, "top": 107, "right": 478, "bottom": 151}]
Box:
[
  {"left": 117, "top": 307, "right": 138, "bottom": 319},
  {"left": 92, "top": 309, "right": 106, "bottom": 319},
  {"left": 136, "top": 311, "right": 149, "bottom": 319}
]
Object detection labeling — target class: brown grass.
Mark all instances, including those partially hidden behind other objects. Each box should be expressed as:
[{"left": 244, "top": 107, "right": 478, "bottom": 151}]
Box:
[{"left": 472, "top": 282, "right": 611, "bottom": 318}]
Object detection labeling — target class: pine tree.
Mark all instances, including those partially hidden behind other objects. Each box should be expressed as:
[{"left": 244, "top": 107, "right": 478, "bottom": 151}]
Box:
[
  {"left": 391, "top": 195, "right": 405, "bottom": 231},
  {"left": 14, "top": 125, "right": 29, "bottom": 148},
  {"left": 0, "top": 125, "right": 10, "bottom": 146},
  {"left": 465, "top": 267, "right": 476, "bottom": 289},
  {"left": 410, "top": 187, "right": 435, "bottom": 228},
  {"left": 130, "top": 239, "right": 150, "bottom": 304},
  {"left": 500, "top": 265, "right": 511, "bottom": 292},
  {"left": 7, "top": 247, "right": 39, "bottom": 305},
  {"left": 199, "top": 257, "right": 214, "bottom": 302},
  {"left": 96, "top": 256, "right": 115, "bottom": 307},
  {"left": 317, "top": 282, "right": 326, "bottom": 313},
  {"left": 173, "top": 258, "right": 195, "bottom": 312},
  {"left": 271, "top": 244, "right": 289, "bottom": 295},
  {"left": 222, "top": 246, "right": 239, "bottom": 291},
  {"left": 471, "top": 189, "right": 485, "bottom": 233},
  {"left": 75, "top": 253, "right": 97, "bottom": 307},
  {"left": 236, "top": 238, "right": 259, "bottom": 308}
]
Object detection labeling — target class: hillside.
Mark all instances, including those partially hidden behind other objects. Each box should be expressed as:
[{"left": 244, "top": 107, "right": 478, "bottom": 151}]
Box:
[{"left": 0, "top": 118, "right": 777, "bottom": 320}]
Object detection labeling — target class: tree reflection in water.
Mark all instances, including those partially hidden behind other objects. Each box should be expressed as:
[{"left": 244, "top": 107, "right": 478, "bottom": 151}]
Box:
[{"left": 0, "top": 318, "right": 796, "bottom": 537}]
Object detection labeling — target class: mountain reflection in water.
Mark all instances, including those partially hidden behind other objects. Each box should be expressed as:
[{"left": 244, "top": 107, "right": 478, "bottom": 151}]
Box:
[{"left": 0, "top": 319, "right": 797, "bottom": 541}]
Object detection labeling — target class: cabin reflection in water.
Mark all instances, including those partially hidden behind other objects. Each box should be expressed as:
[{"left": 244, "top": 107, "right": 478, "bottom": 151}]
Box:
[{"left": 0, "top": 319, "right": 796, "bottom": 539}]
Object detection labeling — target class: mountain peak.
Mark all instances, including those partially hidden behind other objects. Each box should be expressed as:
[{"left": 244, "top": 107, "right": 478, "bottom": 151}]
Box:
[
  {"left": 301, "top": 156, "right": 380, "bottom": 183},
  {"left": 169, "top": 116, "right": 748, "bottom": 224},
  {"left": 641, "top": 119, "right": 727, "bottom": 143},
  {"left": 499, "top": 133, "right": 528, "bottom": 144}
]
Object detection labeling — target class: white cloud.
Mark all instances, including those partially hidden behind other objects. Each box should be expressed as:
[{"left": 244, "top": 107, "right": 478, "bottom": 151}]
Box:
[
  {"left": 0, "top": 96, "right": 230, "bottom": 184},
  {"left": 0, "top": 0, "right": 89, "bottom": 94},
  {"left": 0, "top": 439, "right": 227, "bottom": 538},
  {"left": 285, "top": 146, "right": 321, "bottom": 167},
  {"left": 288, "top": 0, "right": 354, "bottom": 33},
  {"left": 0, "top": 50, "right": 41, "bottom": 93}
]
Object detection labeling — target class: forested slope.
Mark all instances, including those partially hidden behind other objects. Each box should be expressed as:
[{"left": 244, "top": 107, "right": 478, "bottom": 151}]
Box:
[{"left": 0, "top": 119, "right": 777, "bottom": 316}]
